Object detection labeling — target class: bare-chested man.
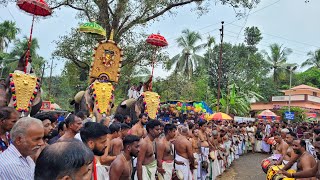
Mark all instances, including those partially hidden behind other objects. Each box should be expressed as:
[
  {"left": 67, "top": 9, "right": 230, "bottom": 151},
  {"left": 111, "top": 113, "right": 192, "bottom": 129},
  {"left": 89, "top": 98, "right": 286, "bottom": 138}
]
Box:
[
  {"left": 156, "top": 124, "right": 177, "bottom": 180},
  {"left": 197, "top": 121, "right": 210, "bottom": 179},
  {"left": 136, "top": 120, "right": 161, "bottom": 180},
  {"left": 58, "top": 115, "right": 82, "bottom": 141},
  {"left": 109, "top": 135, "right": 140, "bottom": 180},
  {"left": 279, "top": 139, "right": 317, "bottom": 180},
  {"left": 279, "top": 139, "right": 320, "bottom": 179},
  {"left": 99, "top": 123, "right": 120, "bottom": 178},
  {"left": 282, "top": 131, "right": 299, "bottom": 171},
  {"left": 175, "top": 126, "right": 195, "bottom": 180},
  {"left": 110, "top": 123, "right": 131, "bottom": 156},
  {"left": 273, "top": 132, "right": 289, "bottom": 165},
  {"left": 129, "top": 113, "right": 148, "bottom": 138},
  {"left": 190, "top": 129, "right": 200, "bottom": 180}
]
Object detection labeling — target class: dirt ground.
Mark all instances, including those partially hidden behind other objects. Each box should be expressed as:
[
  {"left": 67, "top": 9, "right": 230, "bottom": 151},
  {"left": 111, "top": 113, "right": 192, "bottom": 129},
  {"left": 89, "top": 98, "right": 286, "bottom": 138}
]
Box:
[{"left": 217, "top": 153, "right": 270, "bottom": 180}]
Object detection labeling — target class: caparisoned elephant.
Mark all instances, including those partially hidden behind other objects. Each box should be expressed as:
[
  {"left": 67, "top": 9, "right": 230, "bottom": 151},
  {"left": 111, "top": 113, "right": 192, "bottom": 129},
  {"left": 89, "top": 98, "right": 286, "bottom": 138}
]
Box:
[
  {"left": 115, "top": 96, "right": 146, "bottom": 122},
  {"left": 71, "top": 81, "right": 114, "bottom": 122},
  {"left": 1, "top": 53, "right": 42, "bottom": 117},
  {"left": 115, "top": 91, "right": 160, "bottom": 122}
]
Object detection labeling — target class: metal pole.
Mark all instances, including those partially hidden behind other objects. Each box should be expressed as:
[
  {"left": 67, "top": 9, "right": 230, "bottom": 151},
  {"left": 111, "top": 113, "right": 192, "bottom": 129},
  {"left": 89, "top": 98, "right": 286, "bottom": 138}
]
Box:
[
  {"left": 48, "top": 59, "right": 54, "bottom": 100},
  {"left": 217, "top": 21, "right": 224, "bottom": 112},
  {"left": 289, "top": 70, "right": 292, "bottom": 113}
]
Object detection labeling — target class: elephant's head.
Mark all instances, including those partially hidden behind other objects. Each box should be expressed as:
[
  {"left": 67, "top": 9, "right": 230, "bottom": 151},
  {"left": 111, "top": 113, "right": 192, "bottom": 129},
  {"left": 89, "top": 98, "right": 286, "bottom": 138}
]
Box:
[
  {"left": 7, "top": 72, "right": 41, "bottom": 117},
  {"left": 140, "top": 91, "right": 161, "bottom": 120},
  {"left": 85, "top": 81, "right": 114, "bottom": 122}
]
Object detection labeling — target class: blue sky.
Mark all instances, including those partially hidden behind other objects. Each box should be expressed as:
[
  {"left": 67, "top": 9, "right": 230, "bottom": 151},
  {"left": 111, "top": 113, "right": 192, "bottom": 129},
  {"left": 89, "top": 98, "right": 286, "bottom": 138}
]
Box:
[{"left": 1, "top": 0, "right": 319, "bottom": 77}]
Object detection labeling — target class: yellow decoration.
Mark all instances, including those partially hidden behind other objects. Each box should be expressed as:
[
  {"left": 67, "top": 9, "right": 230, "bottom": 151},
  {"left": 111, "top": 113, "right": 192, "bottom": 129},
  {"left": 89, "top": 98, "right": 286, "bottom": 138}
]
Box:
[
  {"left": 91, "top": 82, "right": 114, "bottom": 115},
  {"left": 142, "top": 91, "right": 160, "bottom": 119},
  {"left": 109, "top": 29, "right": 114, "bottom": 41},
  {"left": 10, "top": 73, "right": 38, "bottom": 111},
  {"left": 267, "top": 165, "right": 295, "bottom": 180},
  {"left": 90, "top": 40, "right": 123, "bottom": 83}
]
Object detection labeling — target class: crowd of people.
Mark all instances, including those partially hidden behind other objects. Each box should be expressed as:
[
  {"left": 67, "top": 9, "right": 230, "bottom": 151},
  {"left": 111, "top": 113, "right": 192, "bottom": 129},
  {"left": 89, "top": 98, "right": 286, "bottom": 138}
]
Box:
[{"left": 1, "top": 106, "right": 320, "bottom": 180}]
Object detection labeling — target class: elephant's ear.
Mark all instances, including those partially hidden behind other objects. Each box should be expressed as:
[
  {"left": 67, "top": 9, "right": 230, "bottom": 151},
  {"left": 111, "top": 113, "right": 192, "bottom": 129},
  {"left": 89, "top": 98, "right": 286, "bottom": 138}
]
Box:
[
  {"left": 134, "top": 103, "right": 141, "bottom": 119},
  {"left": 136, "top": 96, "right": 145, "bottom": 114}
]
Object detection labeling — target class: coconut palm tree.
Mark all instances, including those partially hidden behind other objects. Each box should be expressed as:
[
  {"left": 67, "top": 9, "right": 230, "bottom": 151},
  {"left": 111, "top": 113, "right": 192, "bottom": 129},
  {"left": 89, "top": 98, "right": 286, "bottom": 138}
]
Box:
[
  {"left": 263, "top": 43, "right": 292, "bottom": 85},
  {"left": 166, "top": 29, "right": 204, "bottom": 79},
  {"left": 301, "top": 49, "right": 320, "bottom": 68},
  {"left": 0, "top": 21, "right": 20, "bottom": 52},
  {"left": 3, "top": 36, "right": 45, "bottom": 77}
]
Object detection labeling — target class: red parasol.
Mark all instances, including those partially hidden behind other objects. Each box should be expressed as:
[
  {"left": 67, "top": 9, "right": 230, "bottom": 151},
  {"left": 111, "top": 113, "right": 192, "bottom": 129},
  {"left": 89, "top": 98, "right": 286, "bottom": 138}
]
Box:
[
  {"left": 16, "top": 0, "right": 52, "bottom": 73},
  {"left": 146, "top": 33, "right": 168, "bottom": 91},
  {"left": 146, "top": 33, "right": 168, "bottom": 47}
]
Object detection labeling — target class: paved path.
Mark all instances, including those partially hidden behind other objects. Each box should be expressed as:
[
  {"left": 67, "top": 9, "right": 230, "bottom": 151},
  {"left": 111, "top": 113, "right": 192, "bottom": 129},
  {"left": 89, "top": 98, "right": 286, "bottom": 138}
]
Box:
[{"left": 217, "top": 153, "right": 270, "bottom": 180}]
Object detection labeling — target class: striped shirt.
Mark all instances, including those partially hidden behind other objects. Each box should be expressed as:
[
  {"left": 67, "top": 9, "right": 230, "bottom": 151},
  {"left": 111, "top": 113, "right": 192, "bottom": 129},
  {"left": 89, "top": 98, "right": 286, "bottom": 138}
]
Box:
[{"left": 0, "top": 144, "right": 35, "bottom": 180}]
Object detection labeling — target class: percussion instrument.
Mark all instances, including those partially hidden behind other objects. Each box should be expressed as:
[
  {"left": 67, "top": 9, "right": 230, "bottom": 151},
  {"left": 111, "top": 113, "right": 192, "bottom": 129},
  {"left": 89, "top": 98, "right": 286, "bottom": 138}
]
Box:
[
  {"left": 261, "top": 158, "right": 273, "bottom": 174},
  {"left": 266, "top": 165, "right": 296, "bottom": 180}
]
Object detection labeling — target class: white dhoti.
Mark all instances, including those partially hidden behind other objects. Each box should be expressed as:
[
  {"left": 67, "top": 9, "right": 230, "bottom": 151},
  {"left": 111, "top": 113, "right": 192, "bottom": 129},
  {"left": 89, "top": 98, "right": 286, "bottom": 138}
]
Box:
[
  {"left": 134, "top": 160, "right": 157, "bottom": 180},
  {"left": 175, "top": 154, "right": 192, "bottom": 180},
  {"left": 193, "top": 153, "right": 199, "bottom": 180},
  {"left": 198, "top": 147, "right": 209, "bottom": 180},
  {"left": 96, "top": 159, "right": 110, "bottom": 180},
  {"left": 282, "top": 160, "right": 297, "bottom": 171},
  {"left": 162, "top": 161, "right": 174, "bottom": 180},
  {"left": 211, "top": 150, "right": 220, "bottom": 180},
  {"left": 255, "top": 140, "right": 262, "bottom": 152}
]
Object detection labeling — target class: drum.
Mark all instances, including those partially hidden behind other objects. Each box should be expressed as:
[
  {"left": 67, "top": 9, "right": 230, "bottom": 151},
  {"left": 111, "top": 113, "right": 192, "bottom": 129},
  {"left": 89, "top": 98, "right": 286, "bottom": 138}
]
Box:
[
  {"left": 261, "top": 158, "right": 272, "bottom": 174},
  {"left": 267, "top": 165, "right": 284, "bottom": 180},
  {"left": 272, "top": 174, "right": 295, "bottom": 180}
]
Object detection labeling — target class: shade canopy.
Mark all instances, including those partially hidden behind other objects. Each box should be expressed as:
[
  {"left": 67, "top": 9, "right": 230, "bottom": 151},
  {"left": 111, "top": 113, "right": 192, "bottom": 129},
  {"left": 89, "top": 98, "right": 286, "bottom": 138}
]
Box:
[
  {"left": 211, "top": 112, "right": 233, "bottom": 120},
  {"left": 17, "top": 0, "right": 52, "bottom": 16},
  {"left": 146, "top": 33, "right": 168, "bottom": 47},
  {"left": 79, "top": 22, "right": 106, "bottom": 37}
]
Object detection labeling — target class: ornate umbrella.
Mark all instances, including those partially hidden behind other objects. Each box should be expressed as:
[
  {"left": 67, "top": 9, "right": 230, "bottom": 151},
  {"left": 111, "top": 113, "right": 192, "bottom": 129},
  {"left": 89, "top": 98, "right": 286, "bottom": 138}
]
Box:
[
  {"left": 146, "top": 33, "right": 168, "bottom": 47},
  {"left": 79, "top": 22, "right": 107, "bottom": 37},
  {"left": 146, "top": 33, "right": 168, "bottom": 90},
  {"left": 257, "top": 109, "right": 280, "bottom": 120},
  {"left": 17, "top": 0, "right": 52, "bottom": 73},
  {"left": 211, "top": 112, "right": 233, "bottom": 120}
]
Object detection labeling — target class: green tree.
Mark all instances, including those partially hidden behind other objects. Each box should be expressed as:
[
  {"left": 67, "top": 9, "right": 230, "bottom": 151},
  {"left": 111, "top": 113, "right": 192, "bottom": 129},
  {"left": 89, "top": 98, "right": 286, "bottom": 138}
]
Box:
[
  {"left": 296, "top": 67, "right": 320, "bottom": 88},
  {"left": 262, "top": 43, "right": 293, "bottom": 85},
  {"left": 0, "top": 20, "right": 20, "bottom": 52},
  {"left": 1, "top": 37, "right": 45, "bottom": 77},
  {"left": 26, "top": 0, "right": 260, "bottom": 42},
  {"left": 166, "top": 29, "right": 204, "bottom": 78},
  {"left": 278, "top": 106, "right": 306, "bottom": 123},
  {"left": 244, "top": 26, "right": 262, "bottom": 52},
  {"left": 301, "top": 49, "right": 320, "bottom": 68}
]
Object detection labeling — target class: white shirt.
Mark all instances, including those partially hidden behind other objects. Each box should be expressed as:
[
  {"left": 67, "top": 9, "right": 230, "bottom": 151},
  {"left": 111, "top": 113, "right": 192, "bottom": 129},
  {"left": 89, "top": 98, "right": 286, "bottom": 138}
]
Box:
[{"left": 0, "top": 144, "right": 35, "bottom": 180}]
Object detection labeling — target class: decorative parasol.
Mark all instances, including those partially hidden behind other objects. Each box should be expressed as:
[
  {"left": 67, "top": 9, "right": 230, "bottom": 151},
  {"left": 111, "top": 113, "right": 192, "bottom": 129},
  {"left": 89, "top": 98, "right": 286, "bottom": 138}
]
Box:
[
  {"left": 17, "top": 0, "right": 52, "bottom": 73},
  {"left": 79, "top": 22, "right": 106, "bottom": 37},
  {"left": 146, "top": 33, "right": 168, "bottom": 47},
  {"left": 146, "top": 33, "right": 168, "bottom": 91},
  {"left": 211, "top": 112, "right": 233, "bottom": 120},
  {"left": 257, "top": 109, "right": 280, "bottom": 120}
]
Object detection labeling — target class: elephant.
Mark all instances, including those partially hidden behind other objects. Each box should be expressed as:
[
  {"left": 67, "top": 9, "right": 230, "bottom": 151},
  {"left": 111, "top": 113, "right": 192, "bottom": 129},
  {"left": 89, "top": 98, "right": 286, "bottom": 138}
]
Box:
[
  {"left": 115, "top": 96, "right": 146, "bottom": 122},
  {"left": 72, "top": 76, "right": 156, "bottom": 122},
  {"left": 0, "top": 53, "right": 42, "bottom": 117},
  {"left": 71, "top": 79, "right": 114, "bottom": 122}
]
